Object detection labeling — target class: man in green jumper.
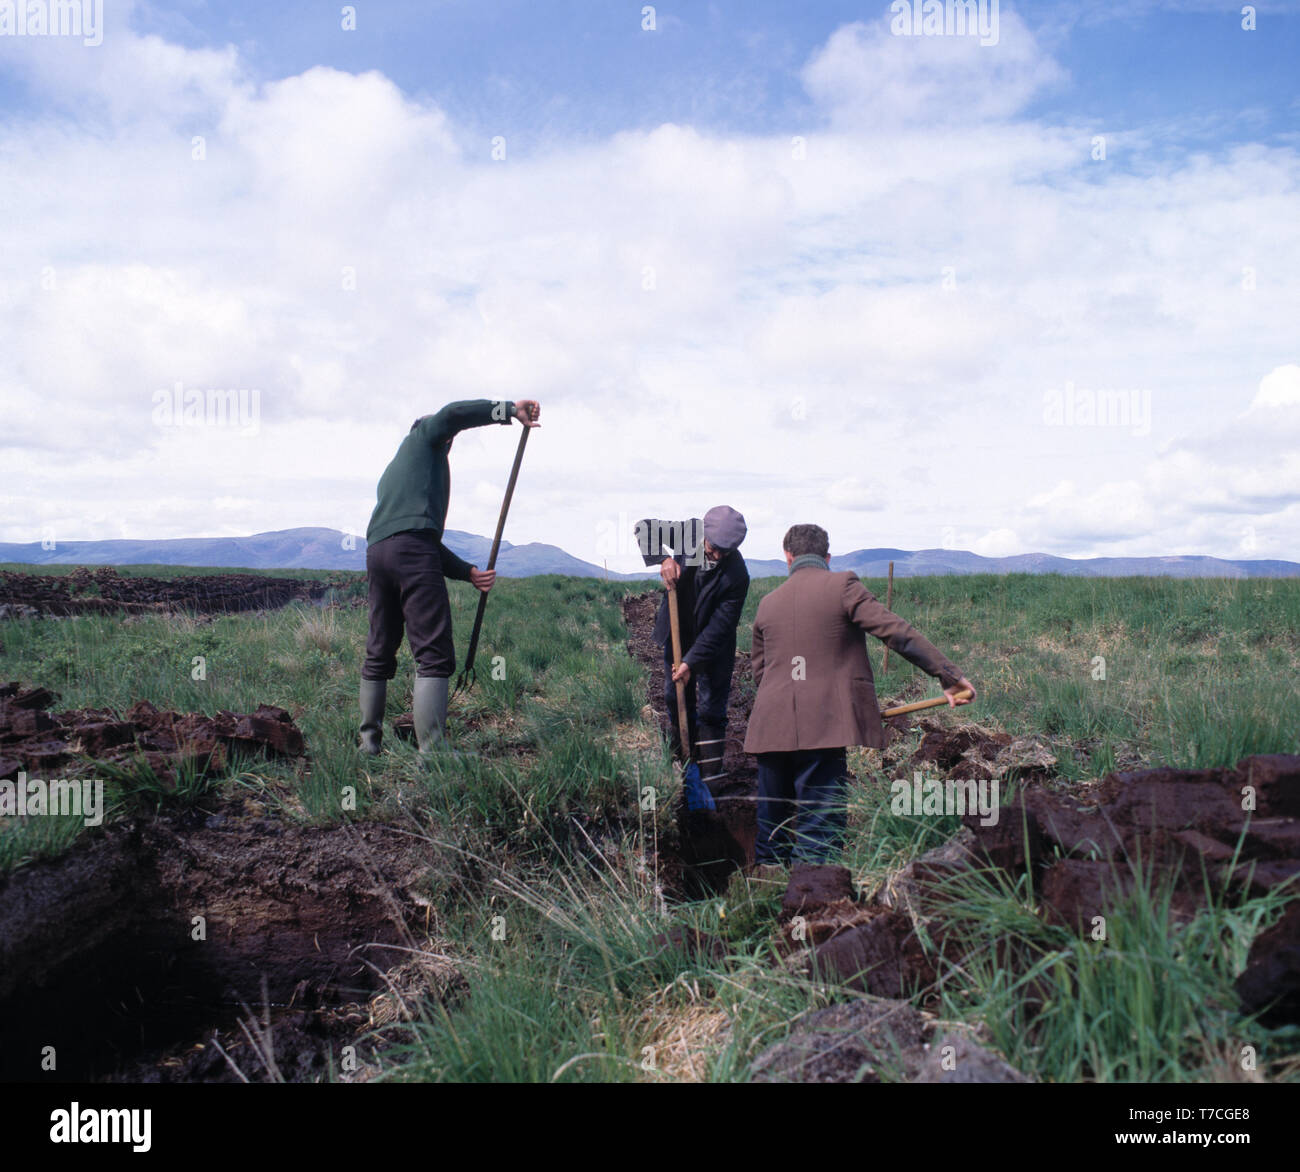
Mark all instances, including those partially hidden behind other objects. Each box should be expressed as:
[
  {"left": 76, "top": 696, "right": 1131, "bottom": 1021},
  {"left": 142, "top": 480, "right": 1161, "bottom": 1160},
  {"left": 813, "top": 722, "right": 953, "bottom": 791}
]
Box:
[{"left": 360, "top": 398, "right": 541, "bottom": 754}]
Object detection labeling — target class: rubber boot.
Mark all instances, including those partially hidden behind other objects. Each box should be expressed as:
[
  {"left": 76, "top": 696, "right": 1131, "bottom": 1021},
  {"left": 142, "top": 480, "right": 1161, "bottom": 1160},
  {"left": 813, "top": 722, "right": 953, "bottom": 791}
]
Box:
[
  {"left": 359, "top": 679, "right": 386, "bottom": 755},
  {"left": 413, "top": 676, "right": 449, "bottom": 755},
  {"left": 695, "top": 720, "right": 727, "bottom": 789}
]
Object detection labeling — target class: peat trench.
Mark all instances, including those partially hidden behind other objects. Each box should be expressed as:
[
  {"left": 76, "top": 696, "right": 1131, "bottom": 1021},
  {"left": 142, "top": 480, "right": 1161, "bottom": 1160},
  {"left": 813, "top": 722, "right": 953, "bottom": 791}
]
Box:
[
  {"left": 0, "top": 686, "right": 433, "bottom": 1082},
  {"left": 622, "top": 591, "right": 1300, "bottom": 1053}
]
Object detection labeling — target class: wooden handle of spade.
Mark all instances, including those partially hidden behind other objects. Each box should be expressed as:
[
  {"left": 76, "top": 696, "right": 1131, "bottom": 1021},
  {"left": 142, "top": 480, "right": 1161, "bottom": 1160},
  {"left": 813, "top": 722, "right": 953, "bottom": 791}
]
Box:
[
  {"left": 882, "top": 690, "right": 973, "bottom": 718},
  {"left": 666, "top": 586, "right": 692, "bottom": 757}
]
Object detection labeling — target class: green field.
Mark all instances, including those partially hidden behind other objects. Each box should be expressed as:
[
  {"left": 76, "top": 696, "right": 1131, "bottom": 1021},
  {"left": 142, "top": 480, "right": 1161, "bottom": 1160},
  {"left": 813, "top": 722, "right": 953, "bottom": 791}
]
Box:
[{"left": 1, "top": 570, "right": 1297, "bottom": 1082}]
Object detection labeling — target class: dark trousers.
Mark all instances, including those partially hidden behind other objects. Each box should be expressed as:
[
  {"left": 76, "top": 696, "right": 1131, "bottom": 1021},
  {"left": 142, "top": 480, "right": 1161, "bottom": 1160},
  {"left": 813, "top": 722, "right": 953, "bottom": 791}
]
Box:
[
  {"left": 755, "top": 748, "right": 849, "bottom": 864},
  {"left": 363, "top": 530, "right": 455, "bottom": 680},
  {"left": 663, "top": 649, "right": 734, "bottom": 755}
]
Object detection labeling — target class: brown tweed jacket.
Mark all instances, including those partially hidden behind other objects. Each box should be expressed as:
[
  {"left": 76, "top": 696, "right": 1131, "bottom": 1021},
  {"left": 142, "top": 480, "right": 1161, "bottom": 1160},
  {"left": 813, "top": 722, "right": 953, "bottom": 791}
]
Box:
[{"left": 743, "top": 563, "right": 964, "bottom": 754}]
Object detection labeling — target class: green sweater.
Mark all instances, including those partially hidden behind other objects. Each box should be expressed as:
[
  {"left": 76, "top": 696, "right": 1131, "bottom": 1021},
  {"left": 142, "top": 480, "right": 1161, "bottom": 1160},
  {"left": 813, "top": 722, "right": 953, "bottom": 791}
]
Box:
[{"left": 365, "top": 400, "right": 515, "bottom": 568}]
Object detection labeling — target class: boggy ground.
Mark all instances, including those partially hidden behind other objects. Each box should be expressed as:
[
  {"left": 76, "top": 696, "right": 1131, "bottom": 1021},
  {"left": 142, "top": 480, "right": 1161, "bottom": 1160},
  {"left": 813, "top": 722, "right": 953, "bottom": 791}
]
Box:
[
  {"left": 773, "top": 748, "right": 1300, "bottom": 1026},
  {"left": 2, "top": 577, "right": 1295, "bottom": 1084}
]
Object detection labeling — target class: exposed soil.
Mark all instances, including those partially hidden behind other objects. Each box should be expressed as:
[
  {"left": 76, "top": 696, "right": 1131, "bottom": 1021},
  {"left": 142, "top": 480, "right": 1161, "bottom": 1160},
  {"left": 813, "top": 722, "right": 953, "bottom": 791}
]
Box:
[
  {"left": 0, "top": 566, "right": 331, "bottom": 617},
  {"left": 1, "top": 682, "right": 305, "bottom": 786},
  {"left": 0, "top": 676, "right": 444, "bottom": 1083},
  {"left": 965, "top": 754, "right": 1300, "bottom": 918},
  {"left": 0, "top": 792, "right": 437, "bottom": 1082},
  {"left": 899, "top": 716, "right": 1060, "bottom": 783},
  {"left": 1238, "top": 901, "right": 1300, "bottom": 1027}
]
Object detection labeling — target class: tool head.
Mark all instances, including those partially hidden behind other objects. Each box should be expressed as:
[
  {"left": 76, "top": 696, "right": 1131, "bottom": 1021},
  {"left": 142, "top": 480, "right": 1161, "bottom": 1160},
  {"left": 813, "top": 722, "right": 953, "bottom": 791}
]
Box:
[{"left": 682, "top": 760, "right": 716, "bottom": 812}]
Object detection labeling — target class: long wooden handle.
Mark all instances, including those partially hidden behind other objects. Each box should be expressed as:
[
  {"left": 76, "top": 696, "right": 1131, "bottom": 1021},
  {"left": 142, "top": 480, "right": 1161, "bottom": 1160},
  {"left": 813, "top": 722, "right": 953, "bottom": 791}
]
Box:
[
  {"left": 882, "top": 690, "right": 973, "bottom": 718},
  {"left": 462, "top": 425, "right": 530, "bottom": 675},
  {"left": 666, "top": 586, "right": 691, "bottom": 759},
  {"left": 486, "top": 425, "right": 530, "bottom": 571}
]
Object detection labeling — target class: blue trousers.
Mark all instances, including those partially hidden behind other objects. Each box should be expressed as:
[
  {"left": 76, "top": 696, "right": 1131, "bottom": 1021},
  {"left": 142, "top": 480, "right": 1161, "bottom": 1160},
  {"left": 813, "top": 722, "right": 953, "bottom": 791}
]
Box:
[{"left": 755, "top": 748, "right": 849, "bottom": 864}]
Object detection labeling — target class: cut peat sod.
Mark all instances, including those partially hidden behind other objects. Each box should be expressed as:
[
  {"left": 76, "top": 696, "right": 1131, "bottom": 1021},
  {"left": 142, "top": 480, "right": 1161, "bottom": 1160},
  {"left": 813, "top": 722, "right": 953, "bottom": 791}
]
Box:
[{"left": 0, "top": 688, "right": 436, "bottom": 1083}]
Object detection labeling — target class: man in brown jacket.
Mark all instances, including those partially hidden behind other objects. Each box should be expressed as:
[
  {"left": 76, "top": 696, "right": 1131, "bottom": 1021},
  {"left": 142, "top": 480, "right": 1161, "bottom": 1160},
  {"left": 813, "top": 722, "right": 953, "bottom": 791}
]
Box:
[{"left": 743, "top": 524, "right": 976, "bottom": 864}]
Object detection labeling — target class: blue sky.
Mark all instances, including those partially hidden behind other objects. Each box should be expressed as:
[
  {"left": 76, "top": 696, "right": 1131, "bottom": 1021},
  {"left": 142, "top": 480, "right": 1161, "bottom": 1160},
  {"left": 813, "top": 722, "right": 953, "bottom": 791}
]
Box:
[
  {"left": 93, "top": 0, "right": 1300, "bottom": 148},
  {"left": 1, "top": 0, "right": 1298, "bottom": 566},
  {"left": 3, "top": 1, "right": 1295, "bottom": 159}
]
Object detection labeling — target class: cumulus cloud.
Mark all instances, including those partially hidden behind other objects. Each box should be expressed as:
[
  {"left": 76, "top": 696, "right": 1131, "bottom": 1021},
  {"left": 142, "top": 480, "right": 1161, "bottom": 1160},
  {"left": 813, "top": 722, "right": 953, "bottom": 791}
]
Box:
[
  {"left": 1007, "top": 365, "right": 1300, "bottom": 557},
  {"left": 1251, "top": 364, "right": 1300, "bottom": 410},
  {"left": 801, "top": 10, "right": 1066, "bottom": 128},
  {"left": 1, "top": 7, "right": 1297, "bottom": 567}
]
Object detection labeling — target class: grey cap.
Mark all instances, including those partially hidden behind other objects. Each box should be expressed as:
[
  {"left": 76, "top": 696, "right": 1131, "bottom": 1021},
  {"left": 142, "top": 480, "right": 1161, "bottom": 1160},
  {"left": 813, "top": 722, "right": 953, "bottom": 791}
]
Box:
[{"left": 702, "top": 505, "right": 747, "bottom": 552}]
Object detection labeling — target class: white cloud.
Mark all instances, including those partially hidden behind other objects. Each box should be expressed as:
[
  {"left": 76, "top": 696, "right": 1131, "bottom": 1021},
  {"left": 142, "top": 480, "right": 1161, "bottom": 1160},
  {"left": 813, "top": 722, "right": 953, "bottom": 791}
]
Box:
[
  {"left": 801, "top": 11, "right": 1066, "bottom": 129},
  {"left": 1251, "top": 363, "right": 1300, "bottom": 410},
  {"left": 1, "top": 12, "right": 1297, "bottom": 569},
  {"left": 827, "top": 477, "right": 888, "bottom": 511},
  {"left": 1004, "top": 366, "right": 1300, "bottom": 558},
  {"left": 970, "top": 527, "right": 1023, "bottom": 557}
]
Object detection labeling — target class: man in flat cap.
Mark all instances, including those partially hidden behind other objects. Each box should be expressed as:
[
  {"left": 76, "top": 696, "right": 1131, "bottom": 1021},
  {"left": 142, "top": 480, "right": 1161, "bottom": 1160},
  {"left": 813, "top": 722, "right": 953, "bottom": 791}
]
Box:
[
  {"left": 744, "top": 523, "right": 975, "bottom": 864},
  {"left": 634, "top": 506, "right": 750, "bottom": 792}
]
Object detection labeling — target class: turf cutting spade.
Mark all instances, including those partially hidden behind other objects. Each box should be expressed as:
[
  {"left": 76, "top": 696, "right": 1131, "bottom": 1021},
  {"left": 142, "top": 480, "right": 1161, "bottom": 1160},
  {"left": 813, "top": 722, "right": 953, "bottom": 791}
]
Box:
[
  {"left": 666, "top": 583, "right": 716, "bottom": 812},
  {"left": 452, "top": 424, "right": 530, "bottom": 698}
]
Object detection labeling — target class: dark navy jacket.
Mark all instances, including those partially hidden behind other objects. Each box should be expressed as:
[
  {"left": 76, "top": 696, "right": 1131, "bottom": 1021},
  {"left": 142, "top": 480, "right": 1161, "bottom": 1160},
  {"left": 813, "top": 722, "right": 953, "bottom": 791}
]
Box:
[{"left": 634, "top": 517, "right": 750, "bottom": 670}]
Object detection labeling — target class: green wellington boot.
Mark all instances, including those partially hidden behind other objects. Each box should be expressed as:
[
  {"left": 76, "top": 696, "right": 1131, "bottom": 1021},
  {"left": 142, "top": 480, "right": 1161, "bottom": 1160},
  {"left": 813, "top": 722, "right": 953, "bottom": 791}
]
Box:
[
  {"left": 359, "top": 679, "right": 387, "bottom": 755},
  {"left": 412, "top": 676, "right": 449, "bottom": 755}
]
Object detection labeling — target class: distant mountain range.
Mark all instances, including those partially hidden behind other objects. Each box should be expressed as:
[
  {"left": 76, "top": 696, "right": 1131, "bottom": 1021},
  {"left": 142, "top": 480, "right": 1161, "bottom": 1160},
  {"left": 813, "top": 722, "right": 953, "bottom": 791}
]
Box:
[
  {"left": 758, "top": 548, "right": 1300, "bottom": 580},
  {"left": 0, "top": 528, "right": 1295, "bottom": 578},
  {"left": 0, "top": 527, "right": 654, "bottom": 578}
]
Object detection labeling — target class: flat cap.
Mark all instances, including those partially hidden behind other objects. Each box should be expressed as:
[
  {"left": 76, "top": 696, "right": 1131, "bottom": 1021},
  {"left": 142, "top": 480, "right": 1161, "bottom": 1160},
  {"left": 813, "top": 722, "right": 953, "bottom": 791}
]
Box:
[{"left": 703, "top": 505, "right": 747, "bottom": 551}]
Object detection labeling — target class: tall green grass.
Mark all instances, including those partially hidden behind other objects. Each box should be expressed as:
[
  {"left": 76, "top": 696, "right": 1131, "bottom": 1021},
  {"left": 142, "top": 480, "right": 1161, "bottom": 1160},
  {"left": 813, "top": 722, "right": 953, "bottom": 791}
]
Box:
[{"left": 925, "top": 857, "right": 1298, "bottom": 1082}]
